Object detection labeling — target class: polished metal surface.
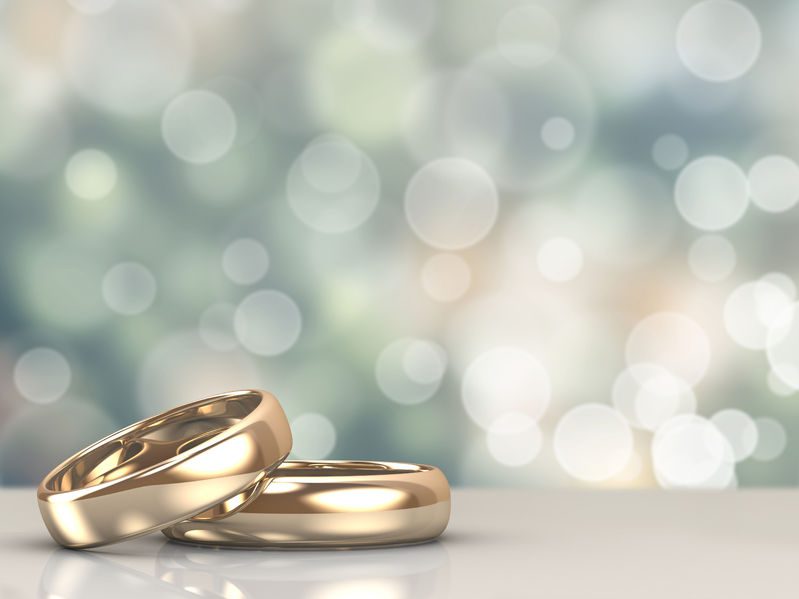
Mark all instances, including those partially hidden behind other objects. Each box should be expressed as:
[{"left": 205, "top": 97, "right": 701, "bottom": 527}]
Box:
[
  {"left": 37, "top": 389, "right": 292, "bottom": 548},
  {"left": 162, "top": 460, "right": 451, "bottom": 548}
]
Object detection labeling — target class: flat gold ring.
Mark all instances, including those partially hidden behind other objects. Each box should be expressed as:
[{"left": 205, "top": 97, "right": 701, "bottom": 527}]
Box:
[
  {"left": 38, "top": 389, "right": 292, "bottom": 548},
  {"left": 162, "top": 460, "right": 451, "bottom": 548}
]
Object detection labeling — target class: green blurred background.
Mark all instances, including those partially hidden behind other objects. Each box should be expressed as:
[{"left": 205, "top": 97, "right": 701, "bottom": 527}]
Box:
[{"left": 2, "top": 0, "right": 798, "bottom": 488}]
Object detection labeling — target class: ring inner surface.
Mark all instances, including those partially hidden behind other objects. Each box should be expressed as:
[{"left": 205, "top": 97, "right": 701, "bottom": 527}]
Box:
[
  {"left": 45, "top": 392, "right": 261, "bottom": 493},
  {"left": 276, "top": 461, "right": 422, "bottom": 478}
]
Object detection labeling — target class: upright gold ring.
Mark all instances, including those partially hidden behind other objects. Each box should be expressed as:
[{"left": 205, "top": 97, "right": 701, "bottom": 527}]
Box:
[
  {"left": 38, "top": 389, "right": 292, "bottom": 549},
  {"left": 162, "top": 460, "right": 451, "bottom": 548}
]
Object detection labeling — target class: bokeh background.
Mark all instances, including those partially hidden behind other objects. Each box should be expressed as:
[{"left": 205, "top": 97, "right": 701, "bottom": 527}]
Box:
[{"left": 1, "top": 0, "right": 798, "bottom": 488}]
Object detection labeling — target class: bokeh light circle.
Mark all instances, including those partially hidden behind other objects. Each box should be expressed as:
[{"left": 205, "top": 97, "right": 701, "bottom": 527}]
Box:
[
  {"left": 612, "top": 363, "right": 696, "bottom": 431},
  {"left": 724, "top": 280, "right": 793, "bottom": 350},
  {"left": 710, "top": 409, "right": 758, "bottom": 462},
  {"left": 760, "top": 272, "right": 797, "bottom": 300},
  {"left": 63, "top": 0, "right": 192, "bottom": 115},
  {"left": 420, "top": 253, "right": 471, "bottom": 302},
  {"left": 405, "top": 158, "right": 499, "bottom": 250},
  {"left": 496, "top": 5, "right": 560, "bottom": 69},
  {"left": 676, "top": 0, "right": 761, "bottom": 82},
  {"left": 626, "top": 312, "right": 711, "bottom": 386},
  {"left": 290, "top": 413, "right": 337, "bottom": 459},
  {"left": 688, "top": 234, "right": 736, "bottom": 282},
  {"left": 652, "top": 414, "right": 734, "bottom": 489},
  {"left": 234, "top": 290, "right": 302, "bottom": 356},
  {"left": 748, "top": 155, "right": 799, "bottom": 213},
  {"left": 674, "top": 156, "right": 749, "bottom": 231},
  {"left": 766, "top": 302, "right": 799, "bottom": 390},
  {"left": 14, "top": 348, "right": 72, "bottom": 405},
  {"left": 553, "top": 404, "right": 633, "bottom": 483},
  {"left": 486, "top": 413, "right": 542, "bottom": 467},
  {"left": 652, "top": 134, "right": 689, "bottom": 170},
  {"left": 536, "top": 237, "right": 583, "bottom": 282},
  {"left": 102, "top": 262, "right": 157, "bottom": 315},
  {"left": 65, "top": 149, "right": 117, "bottom": 200},
  {"left": 222, "top": 238, "right": 269, "bottom": 285},
  {"left": 162, "top": 90, "right": 237, "bottom": 164},
  {"left": 540, "top": 117, "right": 575, "bottom": 151},
  {"left": 287, "top": 135, "right": 380, "bottom": 234},
  {"left": 461, "top": 347, "right": 550, "bottom": 430},
  {"left": 750, "top": 417, "right": 787, "bottom": 461},
  {"left": 375, "top": 338, "right": 447, "bottom": 405},
  {"left": 767, "top": 369, "right": 795, "bottom": 397}
]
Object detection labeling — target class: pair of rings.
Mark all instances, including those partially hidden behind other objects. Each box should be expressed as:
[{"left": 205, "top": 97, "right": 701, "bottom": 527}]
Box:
[{"left": 37, "top": 390, "right": 450, "bottom": 549}]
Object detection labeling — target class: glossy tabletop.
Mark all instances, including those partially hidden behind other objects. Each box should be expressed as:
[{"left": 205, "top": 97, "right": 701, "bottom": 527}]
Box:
[{"left": 1, "top": 488, "right": 796, "bottom": 598}]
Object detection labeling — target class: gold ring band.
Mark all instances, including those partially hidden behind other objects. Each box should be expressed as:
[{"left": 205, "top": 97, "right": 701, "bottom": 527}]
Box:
[
  {"left": 38, "top": 389, "right": 292, "bottom": 548},
  {"left": 162, "top": 460, "right": 451, "bottom": 548}
]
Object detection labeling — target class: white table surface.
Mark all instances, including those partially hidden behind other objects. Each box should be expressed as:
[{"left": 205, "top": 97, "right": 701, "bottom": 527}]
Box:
[{"left": 1, "top": 488, "right": 797, "bottom": 598}]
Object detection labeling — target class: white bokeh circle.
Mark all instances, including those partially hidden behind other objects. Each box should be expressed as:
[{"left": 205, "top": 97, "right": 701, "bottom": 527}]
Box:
[
  {"left": 612, "top": 363, "right": 696, "bottom": 431},
  {"left": 676, "top": 0, "right": 761, "bottom": 82},
  {"left": 674, "top": 156, "right": 749, "bottom": 231},
  {"left": 750, "top": 417, "right": 787, "bottom": 461},
  {"left": 536, "top": 237, "right": 583, "bottom": 282},
  {"left": 652, "top": 414, "right": 734, "bottom": 489},
  {"left": 65, "top": 149, "right": 117, "bottom": 200},
  {"left": 420, "top": 253, "right": 471, "bottom": 302},
  {"left": 625, "top": 312, "right": 711, "bottom": 386},
  {"left": 540, "top": 117, "right": 575, "bottom": 151},
  {"left": 710, "top": 409, "right": 758, "bottom": 462},
  {"left": 287, "top": 135, "right": 380, "bottom": 233},
  {"left": 652, "top": 134, "right": 689, "bottom": 171},
  {"left": 724, "top": 280, "right": 793, "bottom": 350},
  {"left": 405, "top": 158, "right": 499, "bottom": 250},
  {"left": 461, "top": 347, "right": 550, "bottom": 430},
  {"left": 101, "top": 262, "right": 157, "bottom": 316},
  {"left": 553, "top": 404, "right": 633, "bottom": 483},
  {"left": 222, "top": 238, "right": 270, "bottom": 285},
  {"left": 375, "top": 338, "right": 447, "bottom": 405},
  {"left": 766, "top": 302, "right": 799, "bottom": 390},
  {"left": 162, "top": 90, "right": 237, "bottom": 164},
  {"left": 290, "top": 413, "right": 337, "bottom": 459},
  {"left": 234, "top": 290, "right": 302, "bottom": 356},
  {"left": 14, "top": 347, "right": 72, "bottom": 405},
  {"left": 688, "top": 234, "right": 736, "bottom": 282},
  {"left": 486, "top": 413, "right": 543, "bottom": 467},
  {"left": 748, "top": 155, "right": 799, "bottom": 213}
]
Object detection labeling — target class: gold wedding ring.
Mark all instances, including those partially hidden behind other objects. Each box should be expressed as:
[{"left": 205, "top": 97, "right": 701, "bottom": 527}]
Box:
[
  {"left": 38, "top": 389, "right": 292, "bottom": 549},
  {"left": 162, "top": 460, "right": 450, "bottom": 548}
]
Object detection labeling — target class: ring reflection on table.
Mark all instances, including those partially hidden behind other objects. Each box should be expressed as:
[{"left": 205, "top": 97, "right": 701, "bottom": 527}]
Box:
[
  {"left": 155, "top": 535, "right": 450, "bottom": 599},
  {"left": 162, "top": 460, "right": 451, "bottom": 548}
]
